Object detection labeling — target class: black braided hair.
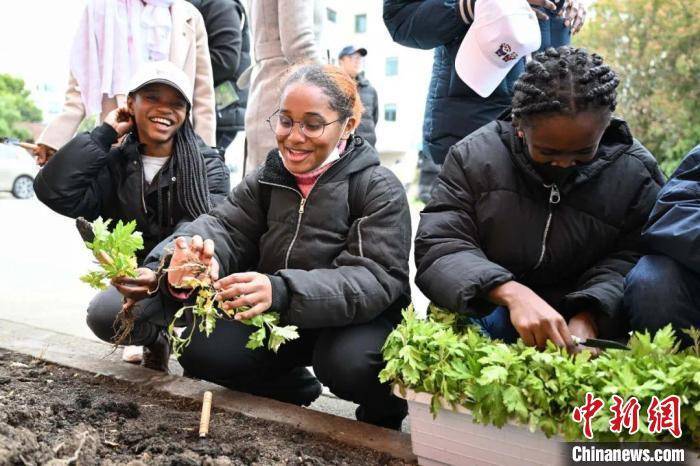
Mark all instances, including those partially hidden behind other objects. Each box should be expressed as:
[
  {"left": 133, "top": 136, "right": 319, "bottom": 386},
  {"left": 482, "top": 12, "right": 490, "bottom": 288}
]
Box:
[
  {"left": 172, "top": 119, "right": 211, "bottom": 219},
  {"left": 512, "top": 46, "right": 620, "bottom": 125}
]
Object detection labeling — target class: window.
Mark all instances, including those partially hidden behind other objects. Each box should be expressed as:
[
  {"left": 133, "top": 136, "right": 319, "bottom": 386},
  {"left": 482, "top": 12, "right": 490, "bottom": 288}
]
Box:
[
  {"left": 326, "top": 8, "right": 337, "bottom": 23},
  {"left": 355, "top": 14, "right": 367, "bottom": 33},
  {"left": 385, "top": 57, "right": 399, "bottom": 76},
  {"left": 384, "top": 104, "right": 397, "bottom": 122}
]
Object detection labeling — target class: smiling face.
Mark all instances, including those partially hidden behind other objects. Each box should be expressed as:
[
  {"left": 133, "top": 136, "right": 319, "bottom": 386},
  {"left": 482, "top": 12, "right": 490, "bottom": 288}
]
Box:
[
  {"left": 518, "top": 110, "right": 611, "bottom": 168},
  {"left": 128, "top": 83, "right": 188, "bottom": 155},
  {"left": 276, "top": 82, "right": 356, "bottom": 174}
]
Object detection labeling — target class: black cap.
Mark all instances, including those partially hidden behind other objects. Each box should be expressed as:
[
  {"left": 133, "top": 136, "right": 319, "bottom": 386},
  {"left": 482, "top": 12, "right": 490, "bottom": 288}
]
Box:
[{"left": 338, "top": 45, "right": 368, "bottom": 59}]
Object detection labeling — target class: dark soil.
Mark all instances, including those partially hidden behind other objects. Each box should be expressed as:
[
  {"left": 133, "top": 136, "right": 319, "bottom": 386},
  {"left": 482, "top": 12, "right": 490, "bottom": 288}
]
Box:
[{"left": 0, "top": 349, "right": 411, "bottom": 466}]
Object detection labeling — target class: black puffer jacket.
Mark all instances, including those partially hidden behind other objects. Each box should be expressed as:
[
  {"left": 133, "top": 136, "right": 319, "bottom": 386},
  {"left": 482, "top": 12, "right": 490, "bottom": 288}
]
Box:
[
  {"left": 415, "top": 118, "right": 664, "bottom": 319},
  {"left": 145, "top": 138, "right": 412, "bottom": 328},
  {"left": 34, "top": 124, "right": 230, "bottom": 263},
  {"left": 355, "top": 73, "right": 379, "bottom": 148}
]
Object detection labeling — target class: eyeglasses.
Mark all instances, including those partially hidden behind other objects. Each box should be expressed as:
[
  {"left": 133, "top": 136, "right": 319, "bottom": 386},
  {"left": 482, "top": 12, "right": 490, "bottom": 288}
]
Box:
[{"left": 267, "top": 110, "right": 342, "bottom": 139}]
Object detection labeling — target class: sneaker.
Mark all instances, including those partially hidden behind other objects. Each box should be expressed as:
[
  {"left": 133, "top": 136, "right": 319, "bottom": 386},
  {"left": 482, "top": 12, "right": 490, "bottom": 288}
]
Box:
[
  {"left": 142, "top": 331, "right": 170, "bottom": 373},
  {"left": 121, "top": 346, "right": 143, "bottom": 364}
]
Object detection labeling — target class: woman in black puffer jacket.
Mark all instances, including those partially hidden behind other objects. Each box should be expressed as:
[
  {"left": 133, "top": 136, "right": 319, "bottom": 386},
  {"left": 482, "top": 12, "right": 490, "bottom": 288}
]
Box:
[
  {"left": 143, "top": 64, "right": 412, "bottom": 429},
  {"left": 34, "top": 62, "right": 230, "bottom": 371},
  {"left": 415, "top": 47, "right": 664, "bottom": 351}
]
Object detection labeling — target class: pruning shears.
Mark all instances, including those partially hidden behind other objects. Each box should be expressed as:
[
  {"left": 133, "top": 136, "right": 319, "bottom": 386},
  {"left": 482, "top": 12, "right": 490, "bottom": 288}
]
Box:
[{"left": 572, "top": 335, "right": 630, "bottom": 351}]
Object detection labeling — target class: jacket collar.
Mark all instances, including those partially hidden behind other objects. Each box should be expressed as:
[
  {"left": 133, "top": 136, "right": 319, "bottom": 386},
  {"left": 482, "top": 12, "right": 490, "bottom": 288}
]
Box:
[
  {"left": 257, "top": 136, "right": 379, "bottom": 190},
  {"left": 356, "top": 72, "right": 370, "bottom": 87},
  {"left": 498, "top": 117, "right": 634, "bottom": 193}
]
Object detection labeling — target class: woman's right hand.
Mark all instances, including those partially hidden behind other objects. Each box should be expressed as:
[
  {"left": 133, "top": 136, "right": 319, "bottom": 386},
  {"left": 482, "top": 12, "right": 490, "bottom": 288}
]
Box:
[
  {"left": 167, "top": 235, "right": 219, "bottom": 289},
  {"left": 490, "top": 281, "right": 574, "bottom": 350},
  {"left": 104, "top": 106, "right": 134, "bottom": 138},
  {"left": 33, "top": 144, "right": 56, "bottom": 167}
]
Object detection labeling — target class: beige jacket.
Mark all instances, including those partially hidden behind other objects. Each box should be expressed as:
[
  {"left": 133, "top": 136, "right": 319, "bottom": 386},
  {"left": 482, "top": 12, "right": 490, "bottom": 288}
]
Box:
[
  {"left": 243, "top": 0, "right": 323, "bottom": 170},
  {"left": 38, "top": 1, "right": 216, "bottom": 150}
]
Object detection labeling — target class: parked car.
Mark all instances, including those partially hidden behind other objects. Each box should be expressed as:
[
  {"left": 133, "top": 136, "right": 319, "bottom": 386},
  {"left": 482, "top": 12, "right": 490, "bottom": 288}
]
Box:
[{"left": 0, "top": 142, "right": 39, "bottom": 199}]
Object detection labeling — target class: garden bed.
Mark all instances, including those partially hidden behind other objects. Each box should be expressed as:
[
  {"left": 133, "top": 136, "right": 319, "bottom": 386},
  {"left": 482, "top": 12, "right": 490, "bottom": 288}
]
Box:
[{"left": 0, "top": 348, "right": 411, "bottom": 465}]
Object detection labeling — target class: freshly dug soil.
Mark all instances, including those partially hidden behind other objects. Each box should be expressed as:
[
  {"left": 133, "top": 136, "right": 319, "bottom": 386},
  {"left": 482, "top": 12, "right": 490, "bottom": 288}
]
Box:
[{"left": 0, "top": 349, "right": 411, "bottom": 466}]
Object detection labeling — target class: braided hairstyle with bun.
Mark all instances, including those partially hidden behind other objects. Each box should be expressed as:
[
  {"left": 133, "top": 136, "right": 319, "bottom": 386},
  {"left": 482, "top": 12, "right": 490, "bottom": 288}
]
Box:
[
  {"left": 512, "top": 46, "right": 620, "bottom": 126},
  {"left": 282, "top": 64, "right": 363, "bottom": 134}
]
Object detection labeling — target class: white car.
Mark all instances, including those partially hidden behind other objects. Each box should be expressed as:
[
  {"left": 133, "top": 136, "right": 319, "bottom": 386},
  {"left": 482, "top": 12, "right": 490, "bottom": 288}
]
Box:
[{"left": 0, "top": 143, "right": 39, "bottom": 199}]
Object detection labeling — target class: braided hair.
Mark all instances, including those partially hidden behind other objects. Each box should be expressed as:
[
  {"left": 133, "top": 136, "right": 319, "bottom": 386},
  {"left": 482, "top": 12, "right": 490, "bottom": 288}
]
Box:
[
  {"left": 171, "top": 119, "right": 211, "bottom": 219},
  {"left": 512, "top": 46, "right": 620, "bottom": 125}
]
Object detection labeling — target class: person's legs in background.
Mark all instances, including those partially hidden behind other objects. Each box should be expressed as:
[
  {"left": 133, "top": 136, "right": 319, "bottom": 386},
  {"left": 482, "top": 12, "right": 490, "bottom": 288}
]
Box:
[
  {"left": 417, "top": 149, "right": 441, "bottom": 204},
  {"left": 624, "top": 255, "right": 700, "bottom": 347}
]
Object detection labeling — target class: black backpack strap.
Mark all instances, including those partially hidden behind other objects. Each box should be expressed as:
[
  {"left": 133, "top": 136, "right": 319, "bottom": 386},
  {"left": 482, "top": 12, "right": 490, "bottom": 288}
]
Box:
[{"left": 348, "top": 165, "right": 377, "bottom": 223}]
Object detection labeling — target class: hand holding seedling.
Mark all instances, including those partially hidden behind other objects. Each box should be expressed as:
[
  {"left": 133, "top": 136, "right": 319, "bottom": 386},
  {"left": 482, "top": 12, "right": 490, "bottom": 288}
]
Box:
[
  {"left": 104, "top": 106, "right": 134, "bottom": 138},
  {"left": 167, "top": 235, "right": 219, "bottom": 289},
  {"left": 112, "top": 267, "right": 158, "bottom": 301},
  {"left": 164, "top": 235, "right": 298, "bottom": 357},
  {"left": 215, "top": 272, "right": 273, "bottom": 320}
]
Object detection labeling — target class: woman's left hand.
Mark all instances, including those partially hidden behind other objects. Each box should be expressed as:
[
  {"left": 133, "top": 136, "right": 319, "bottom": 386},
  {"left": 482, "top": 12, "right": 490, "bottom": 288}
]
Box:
[
  {"left": 214, "top": 272, "right": 272, "bottom": 320},
  {"left": 568, "top": 311, "right": 599, "bottom": 355},
  {"left": 112, "top": 267, "right": 158, "bottom": 301}
]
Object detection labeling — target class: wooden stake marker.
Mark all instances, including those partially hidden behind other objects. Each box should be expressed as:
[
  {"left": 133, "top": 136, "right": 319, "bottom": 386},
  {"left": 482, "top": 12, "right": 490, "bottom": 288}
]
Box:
[{"left": 199, "top": 391, "right": 213, "bottom": 438}]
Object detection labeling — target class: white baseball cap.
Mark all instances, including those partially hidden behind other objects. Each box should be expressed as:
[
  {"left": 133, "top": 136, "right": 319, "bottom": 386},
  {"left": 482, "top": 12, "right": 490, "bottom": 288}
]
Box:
[
  {"left": 127, "top": 61, "right": 193, "bottom": 109},
  {"left": 456, "top": 0, "right": 541, "bottom": 98}
]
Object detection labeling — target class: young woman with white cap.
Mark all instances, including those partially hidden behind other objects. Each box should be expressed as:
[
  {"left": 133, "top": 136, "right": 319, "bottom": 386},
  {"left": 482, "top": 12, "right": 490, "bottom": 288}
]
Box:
[{"left": 33, "top": 61, "right": 229, "bottom": 372}]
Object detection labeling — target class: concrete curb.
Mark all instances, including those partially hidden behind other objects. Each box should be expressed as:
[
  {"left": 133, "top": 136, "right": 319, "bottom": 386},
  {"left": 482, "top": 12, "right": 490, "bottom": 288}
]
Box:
[{"left": 0, "top": 319, "right": 416, "bottom": 463}]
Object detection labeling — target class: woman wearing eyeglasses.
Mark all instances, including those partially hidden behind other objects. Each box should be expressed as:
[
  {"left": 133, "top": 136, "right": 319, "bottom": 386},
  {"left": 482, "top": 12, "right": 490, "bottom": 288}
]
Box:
[{"left": 142, "top": 64, "right": 412, "bottom": 429}]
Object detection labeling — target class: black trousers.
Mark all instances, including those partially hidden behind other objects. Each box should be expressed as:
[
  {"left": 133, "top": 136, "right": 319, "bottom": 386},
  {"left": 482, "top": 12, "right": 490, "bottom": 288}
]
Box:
[
  {"left": 86, "top": 288, "right": 407, "bottom": 426},
  {"left": 178, "top": 314, "right": 407, "bottom": 426},
  {"left": 86, "top": 286, "right": 169, "bottom": 347}
]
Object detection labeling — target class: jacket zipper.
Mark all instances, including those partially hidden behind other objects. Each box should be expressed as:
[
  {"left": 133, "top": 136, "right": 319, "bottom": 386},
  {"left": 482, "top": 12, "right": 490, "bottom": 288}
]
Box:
[
  {"left": 258, "top": 181, "right": 305, "bottom": 269},
  {"left": 356, "top": 216, "right": 367, "bottom": 257},
  {"left": 533, "top": 183, "right": 561, "bottom": 269},
  {"left": 258, "top": 142, "right": 360, "bottom": 268},
  {"left": 137, "top": 159, "right": 148, "bottom": 214}
]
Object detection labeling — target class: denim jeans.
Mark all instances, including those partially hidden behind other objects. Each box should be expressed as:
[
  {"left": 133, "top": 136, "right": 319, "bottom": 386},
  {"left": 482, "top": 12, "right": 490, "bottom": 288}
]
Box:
[
  {"left": 537, "top": 4, "right": 571, "bottom": 51},
  {"left": 624, "top": 255, "right": 700, "bottom": 347},
  {"left": 472, "top": 306, "right": 520, "bottom": 343},
  {"left": 472, "top": 302, "right": 629, "bottom": 343}
]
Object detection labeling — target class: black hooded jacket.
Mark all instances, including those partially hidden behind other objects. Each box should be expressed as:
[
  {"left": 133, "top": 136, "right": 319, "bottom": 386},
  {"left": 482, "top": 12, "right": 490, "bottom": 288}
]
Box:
[
  {"left": 415, "top": 118, "right": 665, "bottom": 319},
  {"left": 144, "top": 137, "right": 412, "bottom": 328},
  {"left": 34, "top": 123, "right": 230, "bottom": 263},
  {"left": 355, "top": 73, "right": 379, "bottom": 148}
]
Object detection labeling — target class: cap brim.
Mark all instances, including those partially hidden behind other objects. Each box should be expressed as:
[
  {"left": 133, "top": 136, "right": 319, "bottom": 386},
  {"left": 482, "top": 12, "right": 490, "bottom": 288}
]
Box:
[
  {"left": 129, "top": 78, "right": 192, "bottom": 108},
  {"left": 455, "top": 29, "right": 513, "bottom": 98},
  {"left": 356, "top": 48, "right": 367, "bottom": 56}
]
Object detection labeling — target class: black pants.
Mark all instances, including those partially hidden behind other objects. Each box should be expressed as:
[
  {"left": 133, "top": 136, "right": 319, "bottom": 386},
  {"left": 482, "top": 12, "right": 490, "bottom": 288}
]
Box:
[
  {"left": 86, "top": 286, "right": 169, "bottom": 347},
  {"left": 86, "top": 289, "right": 407, "bottom": 426},
  {"left": 178, "top": 314, "right": 407, "bottom": 427}
]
